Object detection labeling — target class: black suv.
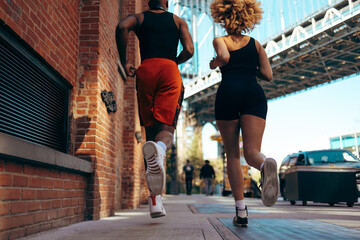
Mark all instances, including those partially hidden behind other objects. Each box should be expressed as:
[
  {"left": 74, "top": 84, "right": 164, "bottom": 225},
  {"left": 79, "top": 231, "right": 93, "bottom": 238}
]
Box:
[{"left": 279, "top": 149, "right": 360, "bottom": 207}]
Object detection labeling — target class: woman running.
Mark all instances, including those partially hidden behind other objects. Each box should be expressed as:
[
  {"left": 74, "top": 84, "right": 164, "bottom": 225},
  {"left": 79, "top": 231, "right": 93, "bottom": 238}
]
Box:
[{"left": 209, "top": 0, "right": 279, "bottom": 227}]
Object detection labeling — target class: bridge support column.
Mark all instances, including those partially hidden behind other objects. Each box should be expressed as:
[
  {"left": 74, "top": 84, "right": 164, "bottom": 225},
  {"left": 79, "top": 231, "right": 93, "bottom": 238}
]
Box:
[{"left": 170, "top": 145, "right": 178, "bottom": 194}]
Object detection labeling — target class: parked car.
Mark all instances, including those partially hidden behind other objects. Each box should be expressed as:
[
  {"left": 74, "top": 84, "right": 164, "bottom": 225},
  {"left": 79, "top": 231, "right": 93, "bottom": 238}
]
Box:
[{"left": 279, "top": 149, "right": 360, "bottom": 207}]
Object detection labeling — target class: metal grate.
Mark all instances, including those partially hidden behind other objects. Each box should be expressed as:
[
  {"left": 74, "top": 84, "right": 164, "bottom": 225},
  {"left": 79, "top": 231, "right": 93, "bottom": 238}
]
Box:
[{"left": 0, "top": 25, "right": 72, "bottom": 153}]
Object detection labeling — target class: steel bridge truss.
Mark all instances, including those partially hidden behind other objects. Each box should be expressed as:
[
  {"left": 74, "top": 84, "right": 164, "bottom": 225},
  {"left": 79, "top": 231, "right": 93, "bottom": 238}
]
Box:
[
  {"left": 174, "top": 0, "right": 219, "bottom": 77},
  {"left": 184, "top": 0, "right": 360, "bottom": 125}
]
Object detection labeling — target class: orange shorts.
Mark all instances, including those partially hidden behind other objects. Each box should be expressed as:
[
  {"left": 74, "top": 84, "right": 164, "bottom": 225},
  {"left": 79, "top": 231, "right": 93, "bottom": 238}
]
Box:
[{"left": 136, "top": 58, "right": 184, "bottom": 128}]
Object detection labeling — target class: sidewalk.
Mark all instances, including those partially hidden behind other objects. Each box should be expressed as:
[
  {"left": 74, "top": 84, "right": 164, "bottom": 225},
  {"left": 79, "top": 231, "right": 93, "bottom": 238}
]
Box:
[{"left": 19, "top": 194, "right": 360, "bottom": 240}]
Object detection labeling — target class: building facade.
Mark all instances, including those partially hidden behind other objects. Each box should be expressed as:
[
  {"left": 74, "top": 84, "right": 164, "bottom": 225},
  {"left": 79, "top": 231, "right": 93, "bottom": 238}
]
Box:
[
  {"left": 330, "top": 132, "right": 360, "bottom": 158},
  {"left": 0, "top": 0, "right": 149, "bottom": 239}
]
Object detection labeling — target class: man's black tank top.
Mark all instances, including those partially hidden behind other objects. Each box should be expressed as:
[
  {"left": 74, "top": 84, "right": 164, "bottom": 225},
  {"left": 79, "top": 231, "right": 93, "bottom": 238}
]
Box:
[{"left": 138, "top": 11, "right": 180, "bottom": 62}]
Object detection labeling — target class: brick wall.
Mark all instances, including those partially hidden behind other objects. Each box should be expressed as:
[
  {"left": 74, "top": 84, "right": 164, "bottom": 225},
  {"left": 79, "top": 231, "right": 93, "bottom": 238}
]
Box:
[
  {"left": 120, "top": 0, "right": 149, "bottom": 209},
  {"left": 0, "top": 0, "right": 86, "bottom": 238},
  {"left": 0, "top": 0, "right": 79, "bottom": 87},
  {"left": 0, "top": 0, "right": 149, "bottom": 237},
  {"left": 76, "top": 0, "right": 147, "bottom": 217},
  {"left": 0, "top": 159, "right": 86, "bottom": 239},
  {"left": 75, "top": 0, "right": 102, "bottom": 221},
  {"left": 98, "top": 0, "right": 124, "bottom": 214}
]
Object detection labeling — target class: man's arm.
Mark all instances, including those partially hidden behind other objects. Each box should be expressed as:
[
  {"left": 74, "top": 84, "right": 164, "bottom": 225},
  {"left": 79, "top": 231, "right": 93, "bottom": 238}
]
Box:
[
  {"left": 115, "top": 14, "right": 138, "bottom": 76},
  {"left": 175, "top": 18, "right": 194, "bottom": 65}
]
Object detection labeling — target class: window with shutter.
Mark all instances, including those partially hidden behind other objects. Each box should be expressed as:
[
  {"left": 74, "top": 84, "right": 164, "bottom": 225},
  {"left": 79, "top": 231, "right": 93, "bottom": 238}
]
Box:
[{"left": 0, "top": 25, "right": 72, "bottom": 153}]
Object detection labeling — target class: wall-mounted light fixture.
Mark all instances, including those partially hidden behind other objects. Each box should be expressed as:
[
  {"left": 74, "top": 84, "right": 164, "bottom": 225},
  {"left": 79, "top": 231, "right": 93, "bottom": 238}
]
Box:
[{"left": 101, "top": 90, "right": 117, "bottom": 113}]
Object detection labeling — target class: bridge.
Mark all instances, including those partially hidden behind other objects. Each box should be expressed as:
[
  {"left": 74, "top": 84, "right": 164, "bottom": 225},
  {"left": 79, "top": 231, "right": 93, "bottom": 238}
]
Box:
[{"left": 179, "top": 0, "right": 360, "bottom": 125}]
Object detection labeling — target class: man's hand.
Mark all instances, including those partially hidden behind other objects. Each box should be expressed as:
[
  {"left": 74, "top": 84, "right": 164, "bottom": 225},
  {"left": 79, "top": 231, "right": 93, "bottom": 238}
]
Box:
[{"left": 125, "top": 63, "right": 136, "bottom": 77}]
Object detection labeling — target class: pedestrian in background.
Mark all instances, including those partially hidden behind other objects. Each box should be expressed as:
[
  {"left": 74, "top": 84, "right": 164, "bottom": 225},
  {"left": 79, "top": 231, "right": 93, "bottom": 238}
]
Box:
[
  {"left": 209, "top": 0, "right": 279, "bottom": 227},
  {"left": 200, "top": 160, "right": 216, "bottom": 196},
  {"left": 182, "top": 160, "right": 195, "bottom": 195}
]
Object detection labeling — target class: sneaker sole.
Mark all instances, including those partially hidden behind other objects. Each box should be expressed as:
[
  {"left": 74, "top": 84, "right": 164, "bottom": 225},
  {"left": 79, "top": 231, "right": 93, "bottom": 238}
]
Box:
[
  {"left": 150, "top": 211, "right": 166, "bottom": 218},
  {"left": 261, "top": 158, "right": 279, "bottom": 207},
  {"left": 143, "top": 142, "right": 165, "bottom": 196},
  {"left": 148, "top": 196, "right": 166, "bottom": 218},
  {"left": 232, "top": 219, "right": 248, "bottom": 227},
  {"left": 233, "top": 223, "right": 248, "bottom": 227}
]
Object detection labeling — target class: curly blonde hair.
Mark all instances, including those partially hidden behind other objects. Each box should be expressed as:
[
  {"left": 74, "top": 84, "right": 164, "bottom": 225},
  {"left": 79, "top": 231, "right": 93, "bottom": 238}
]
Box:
[{"left": 210, "top": 0, "right": 263, "bottom": 35}]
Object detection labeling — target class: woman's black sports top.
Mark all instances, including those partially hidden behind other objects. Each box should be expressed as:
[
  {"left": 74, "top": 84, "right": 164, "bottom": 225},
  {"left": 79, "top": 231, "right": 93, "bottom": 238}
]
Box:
[
  {"left": 220, "top": 37, "right": 259, "bottom": 78},
  {"left": 215, "top": 37, "right": 268, "bottom": 120},
  {"left": 138, "top": 11, "right": 180, "bottom": 62}
]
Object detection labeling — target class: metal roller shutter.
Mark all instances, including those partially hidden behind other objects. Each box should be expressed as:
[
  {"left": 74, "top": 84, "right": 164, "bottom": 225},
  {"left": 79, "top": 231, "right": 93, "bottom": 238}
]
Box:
[{"left": 0, "top": 25, "right": 72, "bottom": 153}]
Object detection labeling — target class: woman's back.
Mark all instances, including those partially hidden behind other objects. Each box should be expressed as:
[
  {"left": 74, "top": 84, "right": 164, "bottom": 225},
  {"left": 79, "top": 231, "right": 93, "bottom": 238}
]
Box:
[
  {"left": 220, "top": 36, "right": 258, "bottom": 78},
  {"left": 214, "top": 35, "right": 267, "bottom": 120}
]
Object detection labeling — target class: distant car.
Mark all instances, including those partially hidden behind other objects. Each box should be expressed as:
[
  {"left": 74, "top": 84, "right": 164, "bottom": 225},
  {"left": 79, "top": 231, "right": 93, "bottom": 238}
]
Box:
[
  {"left": 279, "top": 149, "right": 360, "bottom": 207},
  {"left": 279, "top": 154, "right": 291, "bottom": 200}
]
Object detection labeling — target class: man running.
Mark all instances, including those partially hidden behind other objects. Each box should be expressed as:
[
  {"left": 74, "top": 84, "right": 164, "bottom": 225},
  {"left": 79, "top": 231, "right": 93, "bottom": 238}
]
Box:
[{"left": 116, "top": 0, "right": 194, "bottom": 218}]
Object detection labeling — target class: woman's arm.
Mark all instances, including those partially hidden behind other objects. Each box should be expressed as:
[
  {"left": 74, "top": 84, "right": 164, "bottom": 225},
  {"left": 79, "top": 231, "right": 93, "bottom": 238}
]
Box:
[
  {"left": 209, "top": 37, "right": 230, "bottom": 69},
  {"left": 255, "top": 39, "right": 273, "bottom": 81}
]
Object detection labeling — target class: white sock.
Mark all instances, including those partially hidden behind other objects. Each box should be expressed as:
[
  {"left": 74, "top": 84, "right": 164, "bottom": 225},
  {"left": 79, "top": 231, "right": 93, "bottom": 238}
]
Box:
[
  {"left": 235, "top": 200, "right": 246, "bottom": 210},
  {"left": 156, "top": 141, "right": 166, "bottom": 152}
]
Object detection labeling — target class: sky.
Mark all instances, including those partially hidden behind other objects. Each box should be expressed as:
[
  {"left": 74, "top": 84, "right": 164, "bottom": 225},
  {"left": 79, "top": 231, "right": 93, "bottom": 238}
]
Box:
[{"left": 262, "top": 74, "right": 360, "bottom": 163}]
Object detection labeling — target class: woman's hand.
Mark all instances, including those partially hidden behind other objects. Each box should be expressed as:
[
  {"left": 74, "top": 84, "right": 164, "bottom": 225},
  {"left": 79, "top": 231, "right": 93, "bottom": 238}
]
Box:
[{"left": 209, "top": 58, "right": 217, "bottom": 70}]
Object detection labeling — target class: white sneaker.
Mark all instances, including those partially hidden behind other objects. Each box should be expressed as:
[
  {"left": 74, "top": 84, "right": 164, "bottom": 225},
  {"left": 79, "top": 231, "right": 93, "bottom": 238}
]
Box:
[
  {"left": 143, "top": 141, "right": 166, "bottom": 196},
  {"left": 148, "top": 195, "right": 166, "bottom": 218},
  {"left": 260, "top": 158, "right": 280, "bottom": 207}
]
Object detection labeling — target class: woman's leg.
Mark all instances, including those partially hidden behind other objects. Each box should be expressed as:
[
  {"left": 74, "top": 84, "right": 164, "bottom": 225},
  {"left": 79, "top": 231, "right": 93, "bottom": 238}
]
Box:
[
  {"left": 241, "top": 114, "right": 279, "bottom": 207},
  {"left": 217, "top": 119, "right": 244, "bottom": 201},
  {"left": 240, "top": 115, "right": 266, "bottom": 171}
]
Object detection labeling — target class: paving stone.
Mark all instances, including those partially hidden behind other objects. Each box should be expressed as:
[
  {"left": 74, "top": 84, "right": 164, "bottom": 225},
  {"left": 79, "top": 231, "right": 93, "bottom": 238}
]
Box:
[{"left": 218, "top": 218, "right": 360, "bottom": 240}]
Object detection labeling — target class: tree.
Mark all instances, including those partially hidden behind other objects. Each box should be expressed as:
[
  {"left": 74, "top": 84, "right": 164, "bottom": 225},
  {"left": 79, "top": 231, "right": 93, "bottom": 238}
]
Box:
[{"left": 185, "top": 126, "right": 203, "bottom": 177}]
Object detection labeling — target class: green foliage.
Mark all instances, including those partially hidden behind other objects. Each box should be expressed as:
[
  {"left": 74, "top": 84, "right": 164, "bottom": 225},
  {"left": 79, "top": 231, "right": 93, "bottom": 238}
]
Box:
[
  {"left": 185, "top": 127, "right": 203, "bottom": 178},
  {"left": 210, "top": 157, "right": 224, "bottom": 185},
  {"left": 165, "top": 127, "right": 226, "bottom": 194}
]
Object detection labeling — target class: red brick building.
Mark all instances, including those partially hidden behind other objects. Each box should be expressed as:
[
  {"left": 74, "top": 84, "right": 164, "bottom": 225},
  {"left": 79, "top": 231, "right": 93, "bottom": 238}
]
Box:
[{"left": 0, "top": 0, "right": 149, "bottom": 238}]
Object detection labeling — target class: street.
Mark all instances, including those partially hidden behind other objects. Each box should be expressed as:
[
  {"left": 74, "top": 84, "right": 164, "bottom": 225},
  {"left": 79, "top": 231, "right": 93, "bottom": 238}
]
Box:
[{"left": 19, "top": 194, "right": 360, "bottom": 240}]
